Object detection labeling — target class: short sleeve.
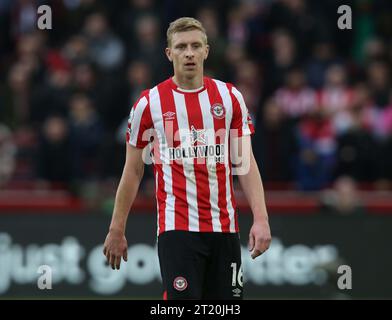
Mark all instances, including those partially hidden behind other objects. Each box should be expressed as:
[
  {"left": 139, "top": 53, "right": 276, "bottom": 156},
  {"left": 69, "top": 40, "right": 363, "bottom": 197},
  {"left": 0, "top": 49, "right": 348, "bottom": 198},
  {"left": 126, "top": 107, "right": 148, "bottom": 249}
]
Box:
[
  {"left": 230, "top": 86, "right": 255, "bottom": 137},
  {"left": 126, "top": 92, "right": 153, "bottom": 148}
]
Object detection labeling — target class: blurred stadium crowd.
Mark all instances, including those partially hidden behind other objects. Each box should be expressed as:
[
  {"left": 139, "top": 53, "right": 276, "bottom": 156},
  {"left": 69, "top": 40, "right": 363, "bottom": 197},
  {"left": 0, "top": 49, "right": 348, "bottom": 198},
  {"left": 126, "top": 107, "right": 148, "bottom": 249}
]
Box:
[{"left": 1, "top": 0, "right": 392, "bottom": 202}]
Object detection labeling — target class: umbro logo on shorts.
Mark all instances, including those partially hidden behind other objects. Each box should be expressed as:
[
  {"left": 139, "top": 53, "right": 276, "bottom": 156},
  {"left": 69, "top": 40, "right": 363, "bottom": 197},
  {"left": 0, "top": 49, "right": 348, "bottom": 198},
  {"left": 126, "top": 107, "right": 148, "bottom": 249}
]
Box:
[
  {"left": 232, "top": 288, "right": 241, "bottom": 297},
  {"left": 173, "top": 276, "right": 188, "bottom": 291}
]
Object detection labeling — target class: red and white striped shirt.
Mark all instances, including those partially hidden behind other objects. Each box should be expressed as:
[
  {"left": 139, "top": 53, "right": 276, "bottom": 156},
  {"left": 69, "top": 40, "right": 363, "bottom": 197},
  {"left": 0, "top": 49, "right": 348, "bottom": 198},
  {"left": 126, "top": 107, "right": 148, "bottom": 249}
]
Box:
[{"left": 126, "top": 76, "right": 254, "bottom": 235}]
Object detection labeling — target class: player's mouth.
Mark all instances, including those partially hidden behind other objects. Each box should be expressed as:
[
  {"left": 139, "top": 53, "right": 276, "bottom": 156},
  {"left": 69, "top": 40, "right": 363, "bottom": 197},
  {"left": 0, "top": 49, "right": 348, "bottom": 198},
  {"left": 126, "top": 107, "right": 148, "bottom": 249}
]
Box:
[{"left": 184, "top": 62, "right": 196, "bottom": 69}]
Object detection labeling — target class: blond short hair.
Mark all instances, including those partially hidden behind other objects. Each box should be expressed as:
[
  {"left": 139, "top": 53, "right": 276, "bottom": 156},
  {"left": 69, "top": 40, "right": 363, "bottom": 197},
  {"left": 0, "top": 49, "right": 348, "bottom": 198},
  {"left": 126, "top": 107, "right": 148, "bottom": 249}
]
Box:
[{"left": 166, "top": 17, "right": 208, "bottom": 47}]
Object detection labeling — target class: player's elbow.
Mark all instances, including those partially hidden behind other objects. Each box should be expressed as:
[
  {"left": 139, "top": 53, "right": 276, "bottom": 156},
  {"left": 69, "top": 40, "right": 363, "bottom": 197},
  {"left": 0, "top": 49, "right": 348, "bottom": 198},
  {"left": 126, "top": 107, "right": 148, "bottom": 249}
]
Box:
[
  {"left": 134, "top": 163, "right": 145, "bottom": 181},
  {"left": 123, "top": 160, "right": 145, "bottom": 184},
  {"left": 128, "top": 161, "right": 144, "bottom": 182}
]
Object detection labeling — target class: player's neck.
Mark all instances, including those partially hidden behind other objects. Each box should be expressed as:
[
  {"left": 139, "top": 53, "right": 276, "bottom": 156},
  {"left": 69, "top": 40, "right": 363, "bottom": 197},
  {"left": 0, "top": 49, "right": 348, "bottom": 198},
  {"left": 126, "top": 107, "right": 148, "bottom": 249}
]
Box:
[{"left": 172, "top": 74, "right": 204, "bottom": 91}]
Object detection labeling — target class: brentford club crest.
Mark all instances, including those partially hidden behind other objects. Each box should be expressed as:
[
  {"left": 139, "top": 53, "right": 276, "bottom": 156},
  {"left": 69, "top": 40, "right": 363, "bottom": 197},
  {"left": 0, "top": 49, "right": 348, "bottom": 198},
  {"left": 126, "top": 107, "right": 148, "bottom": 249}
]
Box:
[
  {"left": 210, "top": 103, "right": 226, "bottom": 119},
  {"left": 173, "top": 276, "right": 188, "bottom": 291}
]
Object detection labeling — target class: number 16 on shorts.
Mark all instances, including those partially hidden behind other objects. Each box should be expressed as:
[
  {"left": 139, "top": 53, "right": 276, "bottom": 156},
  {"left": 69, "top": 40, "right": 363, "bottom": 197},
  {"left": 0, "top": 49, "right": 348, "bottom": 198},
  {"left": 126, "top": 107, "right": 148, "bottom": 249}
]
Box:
[{"left": 231, "top": 263, "right": 243, "bottom": 287}]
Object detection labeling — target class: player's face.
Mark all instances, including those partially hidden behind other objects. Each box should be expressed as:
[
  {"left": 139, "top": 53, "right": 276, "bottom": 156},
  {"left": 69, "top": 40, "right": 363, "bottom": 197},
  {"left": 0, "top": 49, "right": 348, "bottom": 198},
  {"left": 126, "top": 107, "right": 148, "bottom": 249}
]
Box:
[{"left": 166, "top": 30, "right": 209, "bottom": 79}]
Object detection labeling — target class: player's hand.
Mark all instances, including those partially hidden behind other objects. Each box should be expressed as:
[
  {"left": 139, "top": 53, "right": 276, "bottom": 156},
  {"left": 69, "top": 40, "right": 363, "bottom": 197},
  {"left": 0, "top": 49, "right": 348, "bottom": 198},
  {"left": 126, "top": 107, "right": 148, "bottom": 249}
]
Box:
[
  {"left": 248, "top": 218, "right": 271, "bottom": 259},
  {"left": 103, "top": 229, "right": 128, "bottom": 270}
]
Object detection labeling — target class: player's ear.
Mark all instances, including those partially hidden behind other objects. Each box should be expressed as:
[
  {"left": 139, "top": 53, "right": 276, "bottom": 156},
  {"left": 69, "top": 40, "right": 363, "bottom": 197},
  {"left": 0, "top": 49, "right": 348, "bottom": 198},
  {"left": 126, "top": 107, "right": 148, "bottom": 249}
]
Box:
[
  {"left": 165, "top": 48, "right": 173, "bottom": 62},
  {"left": 204, "top": 44, "right": 209, "bottom": 61}
]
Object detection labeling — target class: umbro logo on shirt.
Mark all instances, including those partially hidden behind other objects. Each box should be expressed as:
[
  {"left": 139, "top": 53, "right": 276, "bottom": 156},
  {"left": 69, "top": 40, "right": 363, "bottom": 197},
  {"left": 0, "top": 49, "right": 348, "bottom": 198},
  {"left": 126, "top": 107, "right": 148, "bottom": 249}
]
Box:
[{"left": 163, "top": 111, "right": 176, "bottom": 120}]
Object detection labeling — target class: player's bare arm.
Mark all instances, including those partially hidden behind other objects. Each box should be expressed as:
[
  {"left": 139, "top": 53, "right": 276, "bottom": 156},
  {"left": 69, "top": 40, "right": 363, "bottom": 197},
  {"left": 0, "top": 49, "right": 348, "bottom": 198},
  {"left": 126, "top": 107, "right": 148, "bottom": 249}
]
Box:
[
  {"left": 103, "top": 143, "right": 145, "bottom": 270},
  {"left": 235, "top": 135, "right": 272, "bottom": 259}
]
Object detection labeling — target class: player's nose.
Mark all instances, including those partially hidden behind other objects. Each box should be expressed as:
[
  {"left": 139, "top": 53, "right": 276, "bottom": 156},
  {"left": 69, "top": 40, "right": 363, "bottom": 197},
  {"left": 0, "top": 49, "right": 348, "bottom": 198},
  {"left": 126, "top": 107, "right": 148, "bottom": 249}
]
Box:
[{"left": 185, "top": 46, "right": 194, "bottom": 58}]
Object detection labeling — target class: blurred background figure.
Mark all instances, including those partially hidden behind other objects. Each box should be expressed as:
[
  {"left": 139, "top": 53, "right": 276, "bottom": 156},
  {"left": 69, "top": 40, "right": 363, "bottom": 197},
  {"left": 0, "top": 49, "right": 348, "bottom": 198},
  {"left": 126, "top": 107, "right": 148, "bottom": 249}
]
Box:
[
  {"left": 36, "top": 115, "right": 71, "bottom": 186},
  {"left": 275, "top": 66, "right": 317, "bottom": 126},
  {"left": 306, "top": 39, "right": 340, "bottom": 90},
  {"left": 196, "top": 6, "right": 226, "bottom": 78},
  {"left": 318, "top": 64, "right": 353, "bottom": 133},
  {"left": 254, "top": 98, "right": 296, "bottom": 183},
  {"left": 264, "top": 29, "right": 298, "bottom": 96},
  {"left": 83, "top": 12, "right": 125, "bottom": 73},
  {"left": 234, "top": 58, "right": 262, "bottom": 125},
  {"left": 0, "top": 124, "right": 17, "bottom": 186},
  {"left": 320, "top": 176, "right": 364, "bottom": 216},
  {"left": 132, "top": 14, "right": 167, "bottom": 83},
  {"left": 68, "top": 93, "right": 103, "bottom": 182}
]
